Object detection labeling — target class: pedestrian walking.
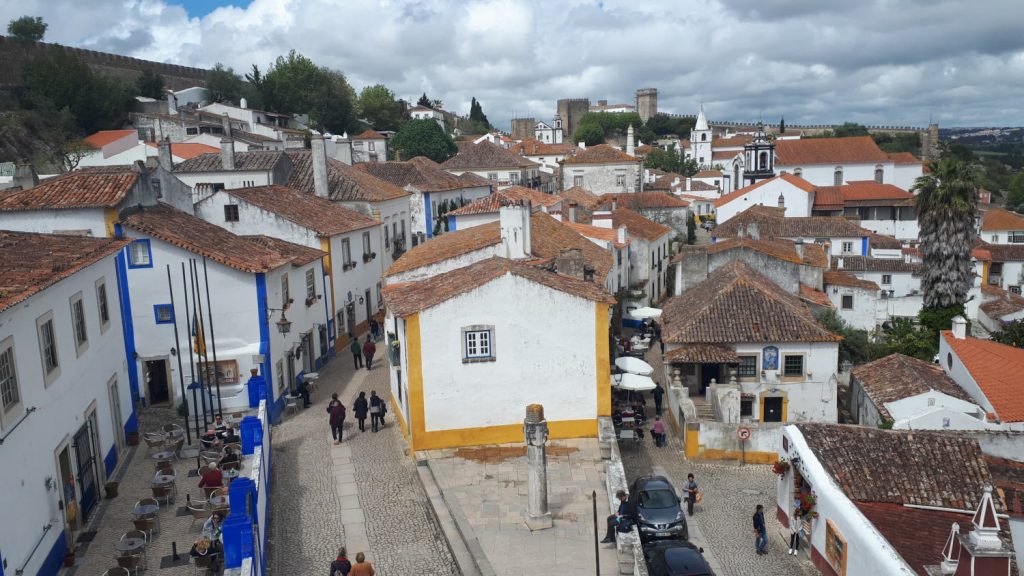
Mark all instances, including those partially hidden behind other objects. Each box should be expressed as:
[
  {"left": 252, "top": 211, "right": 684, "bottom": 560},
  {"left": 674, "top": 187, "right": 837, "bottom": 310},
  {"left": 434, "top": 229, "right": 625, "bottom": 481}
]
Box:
[
  {"left": 369, "top": 317, "right": 380, "bottom": 341},
  {"left": 369, "top": 391, "right": 383, "bottom": 432},
  {"left": 327, "top": 393, "right": 346, "bottom": 444},
  {"left": 330, "top": 546, "right": 352, "bottom": 576},
  {"left": 600, "top": 490, "right": 630, "bottom": 544},
  {"left": 788, "top": 508, "right": 804, "bottom": 555},
  {"left": 684, "top": 473, "right": 699, "bottom": 516},
  {"left": 350, "top": 336, "right": 363, "bottom": 369},
  {"left": 378, "top": 397, "right": 387, "bottom": 426},
  {"left": 353, "top": 391, "right": 369, "bottom": 432},
  {"left": 350, "top": 552, "right": 375, "bottom": 576},
  {"left": 363, "top": 336, "right": 376, "bottom": 370},
  {"left": 753, "top": 504, "right": 768, "bottom": 555},
  {"left": 651, "top": 416, "right": 666, "bottom": 447},
  {"left": 652, "top": 384, "right": 664, "bottom": 416}
]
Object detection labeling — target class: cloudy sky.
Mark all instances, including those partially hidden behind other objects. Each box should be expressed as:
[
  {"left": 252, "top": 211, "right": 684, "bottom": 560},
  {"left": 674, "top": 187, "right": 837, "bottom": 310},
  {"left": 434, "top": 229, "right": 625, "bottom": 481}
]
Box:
[{"left": 5, "top": 0, "right": 1024, "bottom": 129}]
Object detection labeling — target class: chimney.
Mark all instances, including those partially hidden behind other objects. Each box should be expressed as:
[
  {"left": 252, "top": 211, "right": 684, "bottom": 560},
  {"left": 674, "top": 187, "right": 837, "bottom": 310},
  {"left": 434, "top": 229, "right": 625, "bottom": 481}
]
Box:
[
  {"left": 794, "top": 239, "right": 804, "bottom": 260},
  {"left": 836, "top": 257, "right": 844, "bottom": 269},
  {"left": 13, "top": 163, "right": 38, "bottom": 190},
  {"left": 951, "top": 316, "right": 967, "bottom": 340},
  {"left": 938, "top": 523, "right": 961, "bottom": 575},
  {"left": 554, "top": 248, "right": 585, "bottom": 280},
  {"left": 568, "top": 202, "right": 577, "bottom": 223},
  {"left": 239, "top": 97, "right": 248, "bottom": 109},
  {"left": 578, "top": 141, "right": 586, "bottom": 150},
  {"left": 626, "top": 124, "right": 635, "bottom": 157},
  {"left": 221, "top": 113, "right": 233, "bottom": 138},
  {"left": 154, "top": 116, "right": 164, "bottom": 141},
  {"left": 157, "top": 137, "right": 173, "bottom": 171},
  {"left": 220, "top": 137, "right": 236, "bottom": 170},
  {"left": 500, "top": 199, "right": 531, "bottom": 259},
  {"left": 611, "top": 197, "right": 618, "bottom": 211},
  {"left": 685, "top": 177, "right": 692, "bottom": 191},
  {"left": 167, "top": 90, "right": 178, "bottom": 115},
  {"left": 617, "top": 225, "right": 627, "bottom": 245},
  {"left": 746, "top": 222, "right": 760, "bottom": 241},
  {"left": 311, "top": 135, "right": 330, "bottom": 199},
  {"left": 777, "top": 192, "right": 786, "bottom": 212},
  {"left": 947, "top": 485, "right": 1014, "bottom": 576}
]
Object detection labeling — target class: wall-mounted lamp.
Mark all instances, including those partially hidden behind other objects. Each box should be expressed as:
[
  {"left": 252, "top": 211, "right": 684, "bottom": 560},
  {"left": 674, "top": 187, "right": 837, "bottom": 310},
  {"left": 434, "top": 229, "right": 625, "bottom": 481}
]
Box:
[
  {"left": 358, "top": 296, "right": 365, "bottom": 304},
  {"left": 170, "top": 347, "right": 177, "bottom": 357},
  {"left": 266, "top": 302, "right": 292, "bottom": 334}
]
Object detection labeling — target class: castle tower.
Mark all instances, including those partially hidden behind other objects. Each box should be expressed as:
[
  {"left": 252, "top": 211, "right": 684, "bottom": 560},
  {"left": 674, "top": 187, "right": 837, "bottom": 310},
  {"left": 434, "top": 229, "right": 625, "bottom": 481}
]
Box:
[
  {"left": 920, "top": 122, "right": 940, "bottom": 161},
  {"left": 510, "top": 118, "right": 535, "bottom": 140},
  {"left": 636, "top": 88, "right": 658, "bottom": 123},
  {"left": 690, "top": 105, "right": 713, "bottom": 167},
  {"left": 557, "top": 98, "right": 591, "bottom": 140}
]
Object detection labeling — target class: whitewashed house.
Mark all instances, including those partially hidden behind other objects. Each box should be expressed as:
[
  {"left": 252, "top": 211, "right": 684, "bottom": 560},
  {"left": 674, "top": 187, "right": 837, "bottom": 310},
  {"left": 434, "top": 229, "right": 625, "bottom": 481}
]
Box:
[
  {"left": 713, "top": 173, "right": 817, "bottom": 223},
  {"left": 359, "top": 156, "right": 492, "bottom": 241},
  {"left": 118, "top": 204, "right": 328, "bottom": 421},
  {"left": 408, "top": 105, "right": 445, "bottom": 129},
  {"left": 563, "top": 221, "right": 631, "bottom": 293},
  {"left": 597, "top": 192, "right": 691, "bottom": 237},
  {"left": 200, "top": 101, "right": 306, "bottom": 147},
  {"left": 534, "top": 117, "right": 564, "bottom": 144},
  {"left": 828, "top": 254, "right": 924, "bottom": 326},
  {"left": 774, "top": 136, "right": 923, "bottom": 190},
  {"left": 444, "top": 186, "right": 562, "bottom": 232},
  {"left": 822, "top": 271, "right": 881, "bottom": 331},
  {"left": 662, "top": 261, "right": 841, "bottom": 423},
  {"left": 351, "top": 129, "right": 388, "bottom": 163},
  {"left": 78, "top": 132, "right": 219, "bottom": 168},
  {"left": 442, "top": 140, "right": 540, "bottom": 189},
  {"left": 777, "top": 424, "right": 1014, "bottom": 576},
  {"left": 811, "top": 181, "right": 919, "bottom": 241},
  {"left": 939, "top": 318, "right": 1024, "bottom": 431},
  {"left": 559, "top": 144, "right": 642, "bottom": 195},
  {"left": 593, "top": 208, "right": 671, "bottom": 302},
  {"left": 980, "top": 207, "right": 1024, "bottom": 245},
  {"left": 977, "top": 284, "right": 1024, "bottom": 332},
  {"left": 714, "top": 206, "right": 876, "bottom": 259},
  {"left": 0, "top": 231, "right": 132, "bottom": 576},
  {"left": 508, "top": 139, "right": 574, "bottom": 174},
  {"left": 194, "top": 184, "right": 383, "bottom": 352},
  {"left": 173, "top": 146, "right": 293, "bottom": 200},
  {"left": 382, "top": 256, "right": 615, "bottom": 451}
]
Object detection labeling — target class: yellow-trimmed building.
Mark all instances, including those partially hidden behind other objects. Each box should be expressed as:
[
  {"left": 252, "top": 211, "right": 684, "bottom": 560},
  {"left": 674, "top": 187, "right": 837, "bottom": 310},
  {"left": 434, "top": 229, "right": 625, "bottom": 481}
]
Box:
[{"left": 382, "top": 256, "right": 615, "bottom": 451}]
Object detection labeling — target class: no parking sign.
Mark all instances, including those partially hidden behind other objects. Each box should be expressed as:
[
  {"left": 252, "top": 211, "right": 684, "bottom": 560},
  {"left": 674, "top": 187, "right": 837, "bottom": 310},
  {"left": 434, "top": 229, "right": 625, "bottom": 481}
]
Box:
[{"left": 738, "top": 426, "right": 751, "bottom": 441}]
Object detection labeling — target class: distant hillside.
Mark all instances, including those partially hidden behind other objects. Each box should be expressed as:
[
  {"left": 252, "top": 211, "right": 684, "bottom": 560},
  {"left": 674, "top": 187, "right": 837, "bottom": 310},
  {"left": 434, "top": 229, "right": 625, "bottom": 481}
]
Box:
[{"left": 0, "top": 35, "right": 209, "bottom": 91}]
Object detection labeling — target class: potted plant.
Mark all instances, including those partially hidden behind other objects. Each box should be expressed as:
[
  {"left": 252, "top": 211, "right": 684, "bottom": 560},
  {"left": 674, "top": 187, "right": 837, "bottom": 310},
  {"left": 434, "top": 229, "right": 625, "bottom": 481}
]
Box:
[
  {"left": 126, "top": 431, "right": 140, "bottom": 446},
  {"left": 250, "top": 368, "right": 259, "bottom": 377},
  {"left": 800, "top": 493, "right": 817, "bottom": 514},
  {"left": 771, "top": 458, "right": 790, "bottom": 476},
  {"left": 63, "top": 550, "right": 75, "bottom": 566}
]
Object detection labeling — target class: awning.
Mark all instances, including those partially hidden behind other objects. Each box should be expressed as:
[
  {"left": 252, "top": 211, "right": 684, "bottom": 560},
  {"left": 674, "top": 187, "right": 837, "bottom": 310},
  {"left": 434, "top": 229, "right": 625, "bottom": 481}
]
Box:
[
  {"left": 628, "top": 307, "right": 662, "bottom": 320},
  {"left": 612, "top": 373, "right": 657, "bottom": 392},
  {"left": 615, "top": 356, "right": 654, "bottom": 376},
  {"left": 664, "top": 344, "right": 740, "bottom": 364}
]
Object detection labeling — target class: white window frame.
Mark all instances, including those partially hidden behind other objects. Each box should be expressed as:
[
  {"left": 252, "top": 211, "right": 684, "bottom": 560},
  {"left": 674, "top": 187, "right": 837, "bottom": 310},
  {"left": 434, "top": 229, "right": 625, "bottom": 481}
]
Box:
[
  {"left": 70, "top": 292, "right": 89, "bottom": 357},
  {"left": 841, "top": 241, "right": 854, "bottom": 254},
  {"left": 281, "top": 274, "right": 290, "bottom": 307},
  {"left": 305, "top": 268, "right": 316, "bottom": 301},
  {"left": 462, "top": 325, "right": 495, "bottom": 362},
  {"left": 573, "top": 175, "right": 584, "bottom": 187},
  {"left": 37, "top": 311, "right": 61, "bottom": 385},
  {"left": 128, "top": 239, "right": 151, "bottom": 267},
  {"left": 881, "top": 274, "right": 892, "bottom": 286},
  {"left": 782, "top": 354, "right": 805, "bottom": 380},
  {"left": 0, "top": 336, "right": 22, "bottom": 424},
  {"left": 96, "top": 278, "right": 111, "bottom": 334}
]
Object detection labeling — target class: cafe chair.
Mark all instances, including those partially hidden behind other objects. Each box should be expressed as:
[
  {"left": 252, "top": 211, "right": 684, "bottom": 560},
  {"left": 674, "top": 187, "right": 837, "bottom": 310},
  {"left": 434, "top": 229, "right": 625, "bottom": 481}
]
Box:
[
  {"left": 188, "top": 503, "right": 210, "bottom": 530},
  {"left": 142, "top": 432, "right": 166, "bottom": 454},
  {"left": 151, "top": 484, "right": 174, "bottom": 507},
  {"left": 116, "top": 553, "right": 144, "bottom": 576},
  {"left": 193, "top": 552, "right": 219, "bottom": 576},
  {"left": 102, "top": 567, "right": 130, "bottom": 576},
  {"left": 132, "top": 516, "right": 158, "bottom": 541}
]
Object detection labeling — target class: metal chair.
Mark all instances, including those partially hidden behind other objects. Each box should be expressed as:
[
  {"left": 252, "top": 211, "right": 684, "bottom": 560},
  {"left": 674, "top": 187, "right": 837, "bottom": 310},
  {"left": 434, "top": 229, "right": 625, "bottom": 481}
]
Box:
[
  {"left": 200, "top": 451, "right": 221, "bottom": 467},
  {"left": 132, "top": 516, "right": 158, "bottom": 541},
  {"left": 220, "top": 460, "right": 240, "bottom": 472},
  {"left": 223, "top": 442, "right": 242, "bottom": 453},
  {"left": 188, "top": 503, "right": 210, "bottom": 529},
  {"left": 122, "top": 529, "right": 148, "bottom": 545},
  {"left": 151, "top": 484, "right": 174, "bottom": 507},
  {"left": 102, "top": 568, "right": 130, "bottom": 576},
  {"left": 284, "top": 395, "right": 300, "bottom": 416},
  {"left": 142, "top": 432, "right": 166, "bottom": 454},
  {"left": 167, "top": 437, "right": 186, "bottom": 459},
  {"left": 116, "top": 553, "right": 143, "bottom": 576}
]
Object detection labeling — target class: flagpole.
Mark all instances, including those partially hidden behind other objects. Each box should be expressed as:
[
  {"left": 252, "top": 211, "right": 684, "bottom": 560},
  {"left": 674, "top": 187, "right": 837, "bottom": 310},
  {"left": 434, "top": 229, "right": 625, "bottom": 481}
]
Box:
[
  {"left": 191, "top": 259, "right": 215, "bottom": 421},
  {"left": 189, "top": 258, "right": 210, "bottom": 431},
  {"left": 202, "top": 257, "right": 224, "bottom": 417},
  {"left": 167, "top": 264, "right": 191, "bottom": 445},
  {"left": 181, "top": 262, "right": 200, "bottom": 438}
]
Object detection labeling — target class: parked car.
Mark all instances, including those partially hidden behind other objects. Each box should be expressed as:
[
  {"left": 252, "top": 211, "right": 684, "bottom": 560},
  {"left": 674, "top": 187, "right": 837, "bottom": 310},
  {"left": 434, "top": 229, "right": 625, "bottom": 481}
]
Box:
[
  {"left": 629, "top": 475, "right": 688, "bottom": 541},
  {"left": 644, "top": 540, "right": 715, "bottom": 576}
]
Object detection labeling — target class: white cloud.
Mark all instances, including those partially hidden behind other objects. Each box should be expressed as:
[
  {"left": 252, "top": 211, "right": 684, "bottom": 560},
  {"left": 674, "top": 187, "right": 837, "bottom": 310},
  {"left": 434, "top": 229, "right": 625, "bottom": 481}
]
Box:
[{"left": 3, "top": 0, "right": 1023, "bottom": 127}]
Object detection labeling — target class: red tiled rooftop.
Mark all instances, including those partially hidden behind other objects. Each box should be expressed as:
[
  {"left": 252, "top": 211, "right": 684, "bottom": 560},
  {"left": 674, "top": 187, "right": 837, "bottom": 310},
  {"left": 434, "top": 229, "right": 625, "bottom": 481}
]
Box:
[
  {"left": 942, "top": 331, "right": 1024, "bottom": 422},
  {"left": 0, "top": 168, "right": 139, "bottom": 211},
  {"left": 222, "top": 185, "right": 379, "bottom": 236},
  {"left": 981, "top": 208, "right": 1024, "bottom": 232},
  {"left": 714, "top": 173, "right": 816, "bottom": 208},
  {"left": 84, "top": 129, "right": 137, "bottom": 149},
  {"left": 775, "top": 136, "right": 890, "bottom": 166},
  {"left": 144, "top": 142, "right": 220, "bottom": 160}
]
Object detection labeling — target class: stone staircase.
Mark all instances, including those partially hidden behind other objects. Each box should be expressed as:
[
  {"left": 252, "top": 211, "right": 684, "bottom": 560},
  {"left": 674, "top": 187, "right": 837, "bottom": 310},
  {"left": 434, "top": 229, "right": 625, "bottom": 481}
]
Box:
[{"left": 692, "top": 397, "right": 715, "bottom": 421}]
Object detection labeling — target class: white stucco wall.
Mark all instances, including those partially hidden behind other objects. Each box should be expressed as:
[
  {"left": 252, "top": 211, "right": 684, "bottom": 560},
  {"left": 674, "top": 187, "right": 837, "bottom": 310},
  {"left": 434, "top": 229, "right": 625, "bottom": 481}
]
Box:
[
  {"left": 0, "top": 208, "right": 108, "bottom": 237},
  {"left": 775, "top": 161, "right": 901, "bottom": 189},
  {"left": 416, "top": 273, "right": 600, "bottom": 431},
  {"left": 415, "top": 185, "right": 491, "bottom": 239},
  {"left": 715, "top": 179, "right": 814, "bottom": 224},
  {"left": 827, "top": 285, "right": 878, "bottom": 331},
  {"left": 941, "top": 335, "right": 1024, "bottom": 430},
  {"left": 366, "top": 197, "right": 411, "bottom": 273},
  {"left": 859, "top": 219, "right": 919, "bottom": 242},
  {"left": 731, "top": 342, "right": 839, "bottom": 423},
  {"left": 386, "top": 245, "right": 501, "bottom": 285},
  {"left": 175, "top": 170, "right": 273, "bottom": 192},
  {"left": 449, "top": 211, "right": 499, "bottom": 231},
  {"left": 0, "top": 253, "right": 132, "bottom": 576}
]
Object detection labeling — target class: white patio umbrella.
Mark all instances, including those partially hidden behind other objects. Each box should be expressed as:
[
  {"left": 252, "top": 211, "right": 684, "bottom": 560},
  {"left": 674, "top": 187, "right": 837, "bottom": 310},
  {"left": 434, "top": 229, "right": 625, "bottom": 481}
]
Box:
[
  {"left": 615, "top": 356, "right": 654, "bottom": 376},
  {"left": 629, "top": 307, "right": 663, "bottom": 320},
  {"left": 612, "top": 373, "right": 657, "bottom": 392}
]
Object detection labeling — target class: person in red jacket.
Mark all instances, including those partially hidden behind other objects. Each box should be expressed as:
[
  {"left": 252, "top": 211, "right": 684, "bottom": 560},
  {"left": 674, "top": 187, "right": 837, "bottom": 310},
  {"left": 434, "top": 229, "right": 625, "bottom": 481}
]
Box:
[
  {"left": 198, "top": 462, "right": 223, "bottom": 490},
  {"left": 362, "top": 336, "right": 376, "bottom": 370}
]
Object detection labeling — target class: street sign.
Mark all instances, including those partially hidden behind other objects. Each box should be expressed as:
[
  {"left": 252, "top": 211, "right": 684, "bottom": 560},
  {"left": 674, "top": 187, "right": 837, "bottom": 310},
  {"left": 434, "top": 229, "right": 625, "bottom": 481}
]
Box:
[{"left": 737, "top": 426, "right": 751, "bottom": 441}]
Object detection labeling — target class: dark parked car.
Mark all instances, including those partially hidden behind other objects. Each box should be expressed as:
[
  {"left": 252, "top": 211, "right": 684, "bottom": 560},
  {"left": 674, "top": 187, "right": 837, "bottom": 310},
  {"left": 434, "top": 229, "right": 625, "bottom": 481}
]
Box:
[
  {"left": 644, "top": 540, "right": 715, "bottom": 576},
  {"left": 629, "top": 475, "right": 688, "bottom": 542}
]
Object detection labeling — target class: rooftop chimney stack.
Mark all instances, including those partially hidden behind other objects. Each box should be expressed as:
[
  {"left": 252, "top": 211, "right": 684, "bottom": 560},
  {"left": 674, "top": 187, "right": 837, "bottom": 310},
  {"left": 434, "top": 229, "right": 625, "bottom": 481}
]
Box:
[
  {"left": 626, "top": 124, "right": 635, "bottom": 157},
  {"left": 794, "top": 239, "right": 804, "bottom": 260},
  {"left": 500, "top": 199, "right": 532, "bottom": 260},
  {"left": 685, "top": 177, "right": 692, "bottom": 191},
  {"left": 220, "top": 137, "right": 236, "bottom": 171},
  {"left": 311, "top": 135, "right": 330, "bottom": 199},
  {"left": 221, "top": 113, "right": 233, "bottom": 138},
  {"left": 568, "top": 202, "right": 577, "bottom": 223},
  {"left": 13, "top": 163, "right": 38, "bottom": 191},
  {"left": 951, "top": 316, "right": 967, "bottom": 340},
  {"left": 938, "top": 523, "right": 961, "bottom": 575},
  {"left": 554, "top": 248, "right": 586, "bottom": 280},
  {"left": 157, "top": 137, "right": 173, "bottom": 172},
  {"left": 617, "top": 225, "right": 627, "bottom": 245}
]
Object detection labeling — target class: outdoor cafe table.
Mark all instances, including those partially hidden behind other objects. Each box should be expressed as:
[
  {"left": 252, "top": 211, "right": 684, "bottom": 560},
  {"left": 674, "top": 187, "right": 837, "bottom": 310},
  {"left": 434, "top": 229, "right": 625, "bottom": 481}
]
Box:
[
  {"left": 115, "top": 538, "right": 145, "bottom": 553},
  {"left": 209, "top": 495, "right": 229, "bottom": 510},
  {"left": 151, "top": 450, "right": 175, "bottom": 462},
  {"left": 166, "top": 428, "right": 186, "bottom": 439},
  {"left": 152, "top": 474, "right": 175, "bottom": 486},
  {"left": 221, "top": 468, "right": 240, "bottom": 483},
  {"left": 133, "top": 503, "right": 159, "bottom": 517}
]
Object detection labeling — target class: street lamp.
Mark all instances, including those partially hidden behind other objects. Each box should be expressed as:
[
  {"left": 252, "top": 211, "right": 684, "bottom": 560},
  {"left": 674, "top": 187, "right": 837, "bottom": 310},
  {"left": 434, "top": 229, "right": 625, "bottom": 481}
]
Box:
[{"left": 267, "top": 302, "right": 292, "bottom": 334}]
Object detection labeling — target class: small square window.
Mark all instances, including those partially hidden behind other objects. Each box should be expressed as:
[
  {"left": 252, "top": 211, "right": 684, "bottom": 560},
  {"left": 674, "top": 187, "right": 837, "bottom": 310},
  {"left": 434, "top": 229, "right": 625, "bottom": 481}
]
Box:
[
  {"left": 488, "top": 173, "right": 498, "bottom": 181},
  {"left": 881, "top": 274, "right": 892, "bottom": 285},
  {"left": 841, "top": 294, "right": 854, "bottom": 309},
  {"left": 224, "top": 204, "right": 240, "bottom": 222},
  {"left": 841, "top": 241, "right": 854, "bottom": 254},
  {"left": 128, "top": 239, "right": 152, "bottom": 268},
  {"left": 738, "top": 355, "right": 757, "bottom": 378},
  {"left": 153, "top": 304, "right": 174, "bottom": 324},
  {"left": 783, "top": 355, "right": 804, "bottom": 378},
  {"left": 462, "top": 326, "right": 495, "bottom": 361},
  {"left": 573, "top": 175, "right": 584, "bottom": 187},
  {"left": 1011, "top": 286, "right": 1022, "bottom": 295}
]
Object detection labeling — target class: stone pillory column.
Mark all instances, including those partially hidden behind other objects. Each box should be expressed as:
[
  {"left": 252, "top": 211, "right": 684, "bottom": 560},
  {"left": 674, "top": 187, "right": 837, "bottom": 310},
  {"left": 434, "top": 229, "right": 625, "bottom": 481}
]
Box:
[{"left": 523, "top": 403, "right": 553, "bottom": 530}]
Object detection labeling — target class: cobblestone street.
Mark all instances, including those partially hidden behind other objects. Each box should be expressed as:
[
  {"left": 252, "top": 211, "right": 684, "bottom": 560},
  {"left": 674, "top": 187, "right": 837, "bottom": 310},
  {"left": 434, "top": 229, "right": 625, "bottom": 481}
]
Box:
[{"left": 269, "top": 342, "right": 456, "bottom": 575}]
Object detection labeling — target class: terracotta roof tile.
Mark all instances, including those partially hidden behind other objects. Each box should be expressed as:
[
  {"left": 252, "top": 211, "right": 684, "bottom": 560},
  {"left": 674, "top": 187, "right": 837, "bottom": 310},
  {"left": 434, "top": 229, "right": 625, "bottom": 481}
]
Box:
[
  {"left": 527, "top": 212, "right": 613, "bottom": 283},
  {"left": 978, "top": 240, "right": 1024, "bottom": 263},
  {"left": 358, "top": 156, "right": 481, "bottom": 193},
  {"left": 813, "top": 186, "right": 845, "bottom": 210},
  {"left": 984, "top": 455, "right": 1024, "bottom": 517},
  {"left": 797, "top": 423, "right": 993, "bottom": 509},
  {"left": 980, "top": 285, "right": 1024, "bottom": 319},
  {"left": 562, "top": 144, "right": 640, "bottom": 166},
  {"left": 663, "top": 344, "right": 739, "bottom": 364},
  {"left": 502, "top": 186, "right": 561, "bottom": 208},
  {"left": 831, "top": 255, "right": 923, "bottom": 274},
  {"left": 711, "top": 135, "right": 751, "bottom": 148},
  {"left": 598, "top": 192, "right": 689, "bottom": 210},
  {"left": 287, "top": 150, "right": 410, "bottom": 202},
  {"left": 715, "top": 205, "right": 870, "bottom": 239},
  {"left": 353, "top": 129, "right": 385, "bottom": 140},
  {"left": 0, "top": 231, "right": 128, "bottom": 313},
  {"left": 775, "top": 136, "right": 890, "bottom": 166},
  {"left": 799, "top": 284, "right": 833, "bottom": 308},
  {"left": 121, "top": 205, "right": 291, "bottom": 273},
  {"left": 662, "top": 261, "right": 841, "bottom": 344},
  {"left": 0, "top": 167, "right": 139, "bottom": 211},
  {"left": 714, "top": 173, "right": 816, "bottom": 208},
  {"left": 694, "top": 170, "right": 723, "bottom": 178},
  {"left": 383, "top": 256, "right": 614, "bottom": 317},
  {"left": 942, "top": 331, "right": 1024, "bottom": 422},
  {"left": 175, "top": 150, "right": 286, "bottom": 173},
  {"left": 854, "top": 503, "right": 973, "bottom": 576},
  {"left": 676, "top": 237, "right": 828, "bottom": 268},
  {"left": 508, "top": 139, "right": 575, "bottom": 157},
  {"left": 447, "top": 188, "right": 559, "bottom": 217},
  {"left": 852, "top": 353, "right": 973, "bottom": 420},
  {"left": 711, "top": 151, "right": 740, "bottom": 161},
  {"left": 837, "top": 180, "right": 915, "bottom": 201},
  {"left": 823, "top": 270, "right": 880, "bottom": 290},
  {"left": 558, "top": 186, "right": 602, "bottom": 210},
  {"left": 981, "top": 208, "right": 1024, "bottom": 232},
  {"left": 867, "top": 232, "right": 903, "bottom": 250},
  {"left": 564, "top": 222, "right": 629, "bottom": 248},
  {"left": 441, "top": 140, "right": 536, "bottom": 170},
  {"left": 222, "top": 185, "right": 379, "bottom": 236},
  {"left": 387, "top": 222, "right": 501, "bottom": 276},
  {"left": 84, "top": 130, "right": 137, "bottom": 148},
  {"left": 144, "top": 142, "right": 220, "bottom": 160},
  {"left": 611, "top": 208, "right": 672, "bottom": 242},
  {"left": 887, "top": 152, "right": 922, "bottom": 164},
  {"left": 241, "top": 235, "right": 325, "bottom": 266}
]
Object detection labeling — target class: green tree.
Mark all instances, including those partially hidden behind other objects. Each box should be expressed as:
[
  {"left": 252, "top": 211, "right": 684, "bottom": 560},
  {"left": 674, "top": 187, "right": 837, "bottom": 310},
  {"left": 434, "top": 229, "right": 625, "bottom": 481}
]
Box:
[
  {"left": 205, "top": 63, "right": 245, "bottom": 104},
  {"left": 358, "top": 84, "right": 404, "bottom": 131},
  {"left": 779, "top": 116, "right": 786, "bottom": 134},
  {"left": 686, "top": 212, "right": 696, "bottom": 245},
  {"left": 832, "top": 122, "right": 869, "bottom": 137},
  {"left": 391, "top": 119, "right": 457, "bottom": 163},
  {"left": 135, "top": 70, "right": 164, "bottom": 99},
  {"left": 644, "top": 146, "right": 683, "bottom": 173},
  {"left": 7, "top": 16, "right": 47, "bottom": 43},
  {"left": 991, "top": 320, "right": 1024, "bottom": 348},
  {"left": 644, "top": 113, "right": 695, "bottom": 138},
  {"left": 1004, "top": 173, "right": 1024, "bottom": 212},
  {"left": 573, "top": 111, "right": 644, "bottom": 143},
  {"left": 262, "top": 50, "right": 357, "bottom": 134},
  {"left": 872, "top": 132, "right": 921, "bottom": 155},
  {"left": 469, "top": 97, "right": 490, "bottom": 129},
  {"left": 881, "top": 317, "right": 937, "bottom": 361},
  {"left": 913, "top": 154, "right": 978, "bottom": 309},
  {"left": 573, "top": 123, "right": 605, "bottom": 146},
  {"left": 417, "top": 93, "right": 431, "bottom": 107}
]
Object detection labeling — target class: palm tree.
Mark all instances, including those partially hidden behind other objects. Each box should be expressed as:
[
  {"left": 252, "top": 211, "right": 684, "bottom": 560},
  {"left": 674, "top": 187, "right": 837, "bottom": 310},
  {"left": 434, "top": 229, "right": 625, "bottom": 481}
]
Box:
[{"left": 912, "top": 155, "right": 978, "bottom": 309}]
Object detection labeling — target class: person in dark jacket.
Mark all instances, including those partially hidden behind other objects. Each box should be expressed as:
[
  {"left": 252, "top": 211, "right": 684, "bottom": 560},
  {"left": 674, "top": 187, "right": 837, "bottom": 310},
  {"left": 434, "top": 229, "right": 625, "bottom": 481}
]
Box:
[
  {"left": 754, "top": 504, "right": 768, "bottom": 554},
  {"left": 601, "top": 490, "right": 629, "bottom": 543},
  {"left": 350, "top": 336, "right": 363, "bottom": 369},
  {"left": 328, "top": 393, "right": 346, "bottom": 444},
  {"left": 363, "top": 337, "right": 376, "bottom": 370},
  {"left": 353, "top": 391, "right": 369, "bottom": 432},
  {"left": 652, "top": 384, "right": 665, "bottom": 416},
  {"left": 329, "top": 546, "right": 352, "bottom": 576},
  {"left": 369, "top": 391, "right": 383, "bottom": 432}
]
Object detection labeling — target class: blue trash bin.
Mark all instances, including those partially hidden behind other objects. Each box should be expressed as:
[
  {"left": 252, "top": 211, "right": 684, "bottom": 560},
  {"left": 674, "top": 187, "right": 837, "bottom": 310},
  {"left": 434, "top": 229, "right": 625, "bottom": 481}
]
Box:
[{"left": 240, "top": 416, "right": 262, "bottom": 455}]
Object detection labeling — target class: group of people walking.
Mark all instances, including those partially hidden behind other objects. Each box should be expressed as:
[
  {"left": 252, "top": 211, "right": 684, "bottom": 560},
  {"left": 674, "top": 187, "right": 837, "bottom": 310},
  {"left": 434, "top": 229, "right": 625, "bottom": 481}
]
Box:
[
  {"left": 329, "top": 546, "right": 375, "bottom": 575},
  {"left": 327, "top": 390, "right": 388, "bottom": 443}
]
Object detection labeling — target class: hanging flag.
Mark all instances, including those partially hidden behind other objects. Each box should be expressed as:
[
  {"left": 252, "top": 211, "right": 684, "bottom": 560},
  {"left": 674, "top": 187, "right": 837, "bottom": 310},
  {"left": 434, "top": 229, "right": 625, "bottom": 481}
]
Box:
[{"left": 193, "top": 312, "right": 207, "bottom": 356}]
